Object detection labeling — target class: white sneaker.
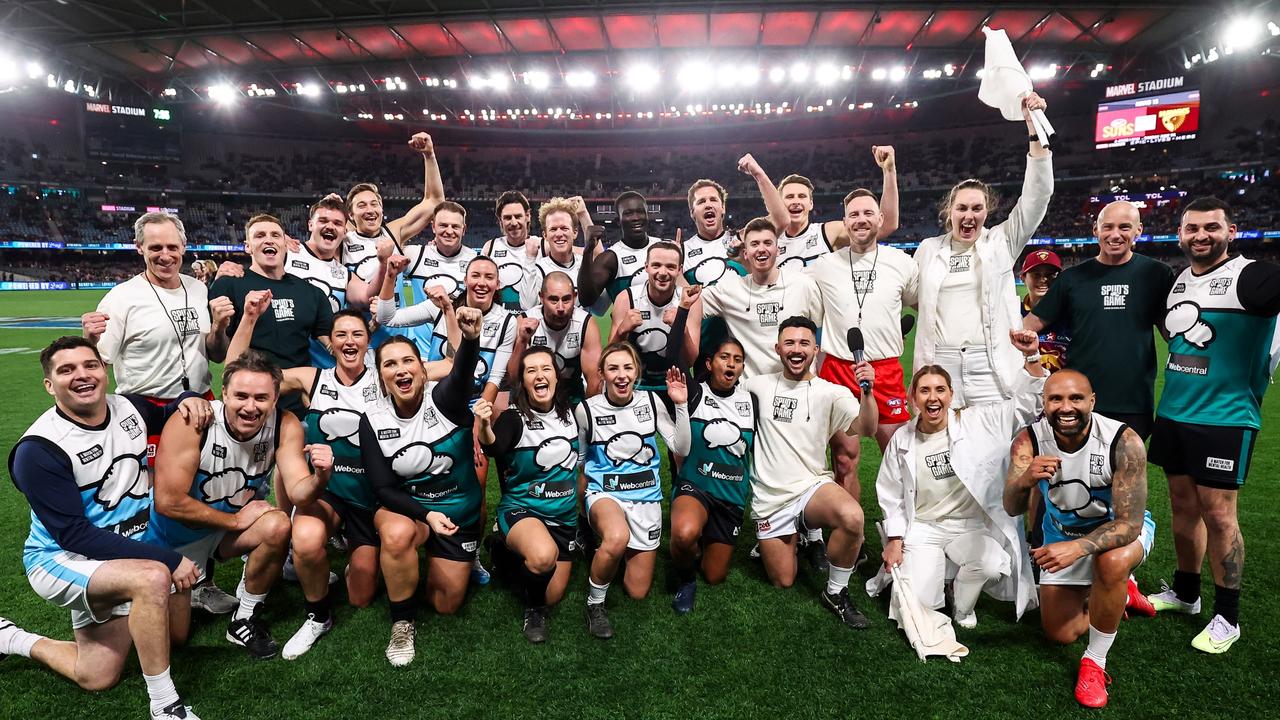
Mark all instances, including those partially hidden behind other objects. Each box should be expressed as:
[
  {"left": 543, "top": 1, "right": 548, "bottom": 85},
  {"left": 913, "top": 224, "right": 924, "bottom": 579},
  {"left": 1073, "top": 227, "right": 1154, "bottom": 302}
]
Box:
[
  {"left": 282, "top": 614, "right": 333, "bottom": 660},
  {"left": 1147, "top": 580, "right": 1202, "bottom": 614},
  {"left": 1191, "top": 614, "right": 1241, "bottom": 654},
  {"left": 151, "top": 700, "right": 201, "bottom": 719},
  {"left": 191, "top": 584, "right": 238, "bottom": 615},
  {"left": 385, "top": 620, "right": 416, "bottom": 667},
  {"left": 954, "top": 611, "right": 978, "bottom": 629}
]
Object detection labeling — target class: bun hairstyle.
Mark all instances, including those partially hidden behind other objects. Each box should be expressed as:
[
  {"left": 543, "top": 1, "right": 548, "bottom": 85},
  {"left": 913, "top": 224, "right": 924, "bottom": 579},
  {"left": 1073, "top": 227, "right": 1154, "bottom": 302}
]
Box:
[{"left": 937, "top": 179, "right": 999, "bottom": 234}]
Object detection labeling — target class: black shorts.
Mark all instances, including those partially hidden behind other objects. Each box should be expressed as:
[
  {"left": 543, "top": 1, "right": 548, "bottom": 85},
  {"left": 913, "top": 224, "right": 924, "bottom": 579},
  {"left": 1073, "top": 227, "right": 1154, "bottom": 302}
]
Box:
[
  {"left": 424, "top": 521, "right": 482, "bottom": 562},
  {"left": 1149, "top": 417, "right": 1258, "bottom": 489},
  {"left": 673, "top": 481, "right": 745, "bottom": 545},
  {"left": 321, "top": 491, "right": 379, "bottom": 549},
  {"left": 497, "top": 507, "right": 577, "bottom": 561},
  {"left": 1106, "top": 412, "right": 1154, "bottom": 442}
]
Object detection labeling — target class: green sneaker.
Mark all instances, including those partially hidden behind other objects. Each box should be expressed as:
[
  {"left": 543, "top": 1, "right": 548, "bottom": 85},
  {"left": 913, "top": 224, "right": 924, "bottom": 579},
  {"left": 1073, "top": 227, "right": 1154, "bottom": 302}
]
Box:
[
  {"left": 1147, "top": 580, "right": 1201, "bottom": 614},
  {"left": 1191, "top": 615, "right": 1240, "bottom": 654}
]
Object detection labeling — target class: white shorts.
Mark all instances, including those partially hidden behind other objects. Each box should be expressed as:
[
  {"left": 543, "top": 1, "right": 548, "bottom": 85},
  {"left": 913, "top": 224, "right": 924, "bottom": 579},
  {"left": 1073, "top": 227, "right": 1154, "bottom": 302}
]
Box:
[
  {"left": 932, "top": 345, "right": 1005, "bottom": 408},
  {"left": 585, "top": 492, "right": 662, "bottom": 552},
  {"left": 899, "top": 517, "right": 1010, "bottom": 609},
  {"left": 176, "top": 530, "right": 228, "bottom": 581},
  {"left": 754, "top": 479, "right": 832, "bottom": 540},
  {"left": 1041, "top": 511, "right": 1157, "bottom": 587},
  {"left": 26, "top": 551, "right": 131, "bottom": 630}
]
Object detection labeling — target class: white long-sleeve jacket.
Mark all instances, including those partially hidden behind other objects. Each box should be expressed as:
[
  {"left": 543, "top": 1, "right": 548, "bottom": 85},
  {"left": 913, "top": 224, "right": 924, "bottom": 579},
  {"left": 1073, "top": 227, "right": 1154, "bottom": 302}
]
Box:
[
  {"left": 913, "top": 153, "right": 1054, "bottom": 398},
  {"left": 874, "top": 369, "right": 1046, "bottom": 619}
]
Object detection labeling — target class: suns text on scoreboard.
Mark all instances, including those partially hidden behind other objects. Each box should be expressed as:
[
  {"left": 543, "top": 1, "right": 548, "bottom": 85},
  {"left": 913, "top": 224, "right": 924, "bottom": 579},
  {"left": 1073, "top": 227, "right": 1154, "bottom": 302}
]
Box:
[{"left": 1104, "top": 76, "right": 1186, "bottom": 99}]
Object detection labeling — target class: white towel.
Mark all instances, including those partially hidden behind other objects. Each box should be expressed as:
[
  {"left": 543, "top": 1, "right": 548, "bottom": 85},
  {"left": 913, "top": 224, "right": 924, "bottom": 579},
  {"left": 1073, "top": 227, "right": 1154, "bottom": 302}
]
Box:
[
  {"left": 978, "top": 27, "right": 1055, "bottom": 146},
  {"left": 866, "top": 522, "right": 969, "bottom": 662}
]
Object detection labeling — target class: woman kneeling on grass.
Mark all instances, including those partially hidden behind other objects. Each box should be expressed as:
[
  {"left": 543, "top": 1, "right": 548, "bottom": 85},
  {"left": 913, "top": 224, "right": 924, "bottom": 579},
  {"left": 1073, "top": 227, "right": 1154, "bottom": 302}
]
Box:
[
  {"left": 477, "top": 346, "right": 582, "bottom": 644},
  {"left": 358, "top": 308, "right": 482, "bottom": 667},
  {"left": 576, "top": 341, "right": 690, "bottom": 639}
]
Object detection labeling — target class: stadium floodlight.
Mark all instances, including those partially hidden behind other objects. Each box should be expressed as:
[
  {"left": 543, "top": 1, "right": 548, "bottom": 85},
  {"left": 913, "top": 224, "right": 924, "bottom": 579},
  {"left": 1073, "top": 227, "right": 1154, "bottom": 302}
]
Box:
[
  {"left": 815, "top": 64, "right": 839, "bottom": 85},
  {"left": 738, "top": 65, "right": 760, "bottom": 86},
  {"left": 565, "top": 70, "right": 595, "bottom": 88},
  {"left": 208, "top": 84, "right": 235, "bottom": 103},
  {"left": 860, "top": 101, "right": 874, "bottom": 109},
  {"left": 716, "top": 64, "right": 738, "bottom": 87},
  {"left": 841, "top": 65, "right": 854, "bottom": 80},
  {"left": 47, "top": 74, "right": 58, "bottom": 88},
  {"left": 677, "top": 62, "right": 710, "bottom": 90},
  {"left": 943, "top": 63, "right": 956, "bottom": 76},
  {"left": 1028, "top": 64, "right": 1057, "bottom": 80},
  {"left": 296, "top": 82, "right": 319, "bottom": 97},
  {"left": 922, "top": 68, "right": 942, "bottom": 79},
  {"left": 488, "top": 72, "right": 511, "bottom": 90},
  {"left": 335, "top": 83, "right": 348, "bottom": 94},
  {"left": 1090, "top": 63, "right": 1106, "bottom": 79},
  {"left": 889, "top": 66, "right": 907, "bottom": 82},
  {"left": 25, "top": 62, "right": 42, "bottom": 80},
  {"left": 1270, "top": 21, "right": 1280, "bottom": 36},
  {"left": 1224, "top": 17, "right": 1263, "bottom": 48},
  {"left": 871, "top": 67, "right": 888, "bottom": 81},
  {"left": 789, "top": 62, "right": 810, "bottom": 82},
  {"left": 768, "top": 66, "right": 786, "bottom": 84},
  {"left": 0, "top": 57, "right": 17, "bottom": 84},
  {"left": 625, "top": 64, "right": 660, "bottom": 92},
  {"left": 63, "top": 78, "right": 76, "bottom": 93},
  {"left": 524, "top": 70, "right": 550, "bottom": 90},
  {"left": 1206, "top": 48, "right": 1220, "bottom": 63}
]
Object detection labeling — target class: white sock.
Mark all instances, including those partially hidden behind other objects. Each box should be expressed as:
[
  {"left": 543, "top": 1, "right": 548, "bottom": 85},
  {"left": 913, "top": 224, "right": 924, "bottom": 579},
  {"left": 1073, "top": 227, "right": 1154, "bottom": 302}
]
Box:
[
  {"left": 586, "top": 579, "right": 609, "bottom": 606},
  {"left": 806, "top": 528, "right": 824, "bottom": 543},
  {"left": 0, "top": 625, "right": 41, "bottom": 658},
  {"left": 825, "top": 564, "right": 853, "bottom": 595},
  {"left": 234, "top": 588, "right": 268, "bottom": 621},
  {"left": 143, "top": 667, "right": 181, "bottom": 713},
  {"left": 1083, "top": 625, "right": 1117, "bottom": 669}
]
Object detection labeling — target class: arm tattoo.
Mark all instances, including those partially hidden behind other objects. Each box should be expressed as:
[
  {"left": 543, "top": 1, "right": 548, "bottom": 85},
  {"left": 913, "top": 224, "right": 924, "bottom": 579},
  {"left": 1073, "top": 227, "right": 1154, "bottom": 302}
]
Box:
[
  {"left": 1003, "top": 431, "right": 1035, "bottom": 516},
  {"left": 1076, "top": 430, "right": 1148, "bottom": 556}
]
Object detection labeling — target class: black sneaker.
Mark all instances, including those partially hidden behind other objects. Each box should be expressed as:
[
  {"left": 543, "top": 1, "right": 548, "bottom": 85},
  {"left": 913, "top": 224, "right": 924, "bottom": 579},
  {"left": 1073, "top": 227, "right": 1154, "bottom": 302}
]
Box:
[
  {"left": 821, "top": 588, "right": 870, "bottom": 630},
  {"left": 226, "top": 606, "right": 279, "bottom": 659},
  {"left": 522, "top": 606, "right": 549, "bottom": 644},
  {"left": 585, "top": 603, "right": 613, "bottom": 640},
  {"left": 804, "top": 538, "right": 830, "bottom": 574}
]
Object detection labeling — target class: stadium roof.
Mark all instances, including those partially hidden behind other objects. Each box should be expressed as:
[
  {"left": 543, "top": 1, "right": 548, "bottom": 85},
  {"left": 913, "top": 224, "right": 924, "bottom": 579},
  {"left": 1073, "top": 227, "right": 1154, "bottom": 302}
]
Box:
[{"left": 6, "top": 2, "right": 1222, "bottom": 81}]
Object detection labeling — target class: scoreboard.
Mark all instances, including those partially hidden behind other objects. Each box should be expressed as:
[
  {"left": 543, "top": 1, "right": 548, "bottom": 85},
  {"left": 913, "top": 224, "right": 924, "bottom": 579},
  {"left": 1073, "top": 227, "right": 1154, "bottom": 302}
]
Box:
[
  {"left": 1095, "top": 76, "right": 1199, "bottom": 150},
  {"left": 82, "top": 101, "right": 181, "bottom": 163}
]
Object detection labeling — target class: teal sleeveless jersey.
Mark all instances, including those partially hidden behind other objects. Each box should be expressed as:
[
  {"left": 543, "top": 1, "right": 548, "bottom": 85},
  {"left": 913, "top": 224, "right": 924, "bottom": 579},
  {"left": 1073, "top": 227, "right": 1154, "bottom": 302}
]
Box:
[
  {"left": 362, "top": 395, "right": 480, "bottom": 526},
  {"left": 491, "top": 408, "right": 581, "bottom": 527},
  {"left": 1159, "top": 256, "right": 1278, "bottom": 429},
  {"left": 679, "top": 382, "right": 756, "bottom": 507},
  {"left": 303, "top": 367, "right": 383, "bottom": 510}
]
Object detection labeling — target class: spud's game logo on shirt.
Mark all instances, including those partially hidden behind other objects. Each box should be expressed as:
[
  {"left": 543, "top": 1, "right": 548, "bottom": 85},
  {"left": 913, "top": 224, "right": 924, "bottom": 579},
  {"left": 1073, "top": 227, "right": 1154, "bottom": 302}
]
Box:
[
  {"left": 271, "top": 298, "right": 296, "bottom": 321},
  {"left": 772, "top": 396, "right": 797, "bottom": 421},
  {"left": 949, "top": 255, "right": 971, "bottom": 273},
  {"left": 756, "top": 302, "right": 780, "bottom": 326}
]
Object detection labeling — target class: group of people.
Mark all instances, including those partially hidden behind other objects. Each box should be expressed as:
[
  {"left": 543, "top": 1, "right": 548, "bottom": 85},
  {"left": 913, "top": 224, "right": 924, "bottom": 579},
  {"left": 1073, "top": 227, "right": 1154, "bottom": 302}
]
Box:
[{"left": 2, "top": 92, "right": 1278, "bottom": 719}]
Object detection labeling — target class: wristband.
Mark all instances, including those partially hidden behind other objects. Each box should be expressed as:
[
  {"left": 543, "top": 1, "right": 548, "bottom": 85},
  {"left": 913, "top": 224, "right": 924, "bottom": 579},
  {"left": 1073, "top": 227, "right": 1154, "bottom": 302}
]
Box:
[{"left": 1024, "top": 353, "right": 1042, "bottom": 363}]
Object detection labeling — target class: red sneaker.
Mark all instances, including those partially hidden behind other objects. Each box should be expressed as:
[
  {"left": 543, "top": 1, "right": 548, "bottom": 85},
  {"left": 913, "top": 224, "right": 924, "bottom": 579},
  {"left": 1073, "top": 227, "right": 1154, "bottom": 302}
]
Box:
[
  {"left": 1075, "top": 657, "right": 1111, "bottom": 709},
  {"left": 1126, "top": 577, "right": 1156, "bottom": 618}
]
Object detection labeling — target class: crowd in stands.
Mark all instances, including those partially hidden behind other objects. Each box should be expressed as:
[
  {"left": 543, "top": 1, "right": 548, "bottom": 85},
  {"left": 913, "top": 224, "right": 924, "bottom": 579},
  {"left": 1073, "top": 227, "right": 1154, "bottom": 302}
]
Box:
[{"left": 1, "top": 116, "right": 1276, "bottom": 277}]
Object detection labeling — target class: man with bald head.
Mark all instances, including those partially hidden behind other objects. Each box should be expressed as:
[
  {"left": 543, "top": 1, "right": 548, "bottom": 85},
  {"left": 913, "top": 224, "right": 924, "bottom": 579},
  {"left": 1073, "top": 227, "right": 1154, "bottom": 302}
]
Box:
[
  {"left": 1024, "top": 201, "right": 1173, "bottom": 439},
  {"left": 1004, "top": 369, "right": 1155, "bottom": 709}
]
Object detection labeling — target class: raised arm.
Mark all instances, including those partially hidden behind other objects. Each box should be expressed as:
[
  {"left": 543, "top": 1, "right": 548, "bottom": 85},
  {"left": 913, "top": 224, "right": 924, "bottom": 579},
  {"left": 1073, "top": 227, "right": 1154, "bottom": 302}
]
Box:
[
  {"left": 345, "top": 238, "right": 394, "bottom": 309},
  {"left": 608, "top": 289, "right": 640, "bottom": 344},
  {"left": 275, "top": 413, "right": 331, "bottom": 508},
  {"left": 430, "top": 306, "right": 482, "bottom": 427},
  {"left": 205, "top": 295, "right": 234, "bottom": 363},
  {"left": 387, "top": 132, "right": 445, "bottom": 244},
  {"left": 578, "top": 227, "right": 617, "bottom": 308},
  {"left": 873, "top": 145, "right": 899, "bottom": 239},
  {"left": 998, "top": 93, "right": 1054, "bottom": 255},
  {"left": 738, "top": 153, "right": 789, "bottom": 236},
  {"left": 508, "top": 316, "right": 538, "bottom": 392},
  {"left": 654, "top": 367, "right": 691, "bottom": 456}
]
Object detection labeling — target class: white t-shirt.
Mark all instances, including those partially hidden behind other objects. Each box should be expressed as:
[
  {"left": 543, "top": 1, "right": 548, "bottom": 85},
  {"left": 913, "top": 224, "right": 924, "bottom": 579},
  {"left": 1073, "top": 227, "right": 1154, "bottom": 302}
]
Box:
[
  {"left": 912, "top": 428, "right": 982, "bottom": 522},
  {"left": 934, "top": 241, "right": 985, "bottom": 348},
  {"left": 96, "top": 274, "right": 212, "bottom": 397},
  {"left": 701, "top": 270, "right": 821, "bottom": 378},
  {"left": 742, "top": 373, "right": 860, "bottom": 518},
  {"left": 807, "top": 244, "right": 918, "bottom": 362}
]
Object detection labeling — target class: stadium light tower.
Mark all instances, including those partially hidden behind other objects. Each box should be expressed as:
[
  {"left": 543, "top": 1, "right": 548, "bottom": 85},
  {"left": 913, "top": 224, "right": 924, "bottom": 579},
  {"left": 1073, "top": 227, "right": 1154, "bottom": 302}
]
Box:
[
  {"left": 524, "top": 70, "right": 550, "bottom": 90},
  {"left": 624, "top": 64, "right": 660, "bottom": 92},
  {"left": 1223, "top": 16, "right": 1263, "bottom": 49},
  {"left": 208, "top": 84, "right": 236, "bottom": 103},
  {"left": 565, "top": 70, "right": 596, "bottom": 88}
]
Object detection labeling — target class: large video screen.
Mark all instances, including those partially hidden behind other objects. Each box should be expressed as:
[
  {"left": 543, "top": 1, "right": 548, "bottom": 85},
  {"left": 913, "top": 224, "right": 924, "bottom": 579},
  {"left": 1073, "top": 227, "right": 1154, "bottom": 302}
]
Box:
[
  {"left": 82, "top": 101, "right": 181, "bottom": 163},
  {"left": 1095, "top": 89, "right": 1200, "bottom": 149}
]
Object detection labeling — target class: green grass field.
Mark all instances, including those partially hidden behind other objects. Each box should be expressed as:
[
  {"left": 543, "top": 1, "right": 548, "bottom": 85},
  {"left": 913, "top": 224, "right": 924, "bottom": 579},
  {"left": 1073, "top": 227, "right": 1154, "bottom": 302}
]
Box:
[{"left": 0, "top": 289, "right": 1277, "bottom": 719}]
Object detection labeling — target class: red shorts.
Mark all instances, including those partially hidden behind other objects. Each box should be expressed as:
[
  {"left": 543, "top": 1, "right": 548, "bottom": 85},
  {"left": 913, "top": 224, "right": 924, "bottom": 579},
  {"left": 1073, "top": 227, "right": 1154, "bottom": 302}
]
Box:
[
  {"left": 143, "top": 391, "right": 216, "bottom": 465},
  {"left": 818, "top": 356, "right": 910, "bottom": 426}
]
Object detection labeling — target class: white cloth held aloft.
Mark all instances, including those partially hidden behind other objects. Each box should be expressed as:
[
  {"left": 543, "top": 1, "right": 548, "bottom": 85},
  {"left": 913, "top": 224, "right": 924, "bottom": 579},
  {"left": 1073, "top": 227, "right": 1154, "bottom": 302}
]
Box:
[{"left": 978, "top": 27, "right": 1055, "bottom": 147}]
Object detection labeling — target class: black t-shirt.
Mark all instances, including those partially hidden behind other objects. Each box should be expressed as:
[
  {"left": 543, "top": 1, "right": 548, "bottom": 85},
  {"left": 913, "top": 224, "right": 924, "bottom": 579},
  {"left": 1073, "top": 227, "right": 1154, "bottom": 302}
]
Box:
[
  {"left": 1031, "top": 254, "right": 1175, "bottom": 414},
  {"left": 209, "top": 269, "right": 334, "bottom": 369}
]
